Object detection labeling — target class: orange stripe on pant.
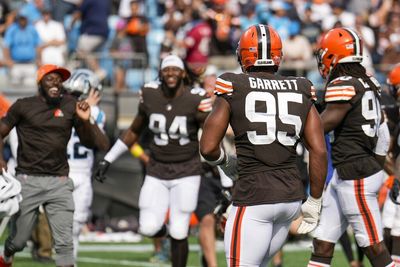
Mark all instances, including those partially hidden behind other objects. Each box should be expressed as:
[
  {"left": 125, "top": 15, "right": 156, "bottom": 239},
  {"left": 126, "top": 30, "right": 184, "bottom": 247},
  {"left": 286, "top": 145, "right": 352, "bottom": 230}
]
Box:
[
  {"left": 307, "top": 263, "right": 326, "bottom": 267},
  {"left": 354, "top": 179, "right": 379, "bottom": 245},
  {"left": 230, "top": 206, "right": 246, "bottom": 267}
]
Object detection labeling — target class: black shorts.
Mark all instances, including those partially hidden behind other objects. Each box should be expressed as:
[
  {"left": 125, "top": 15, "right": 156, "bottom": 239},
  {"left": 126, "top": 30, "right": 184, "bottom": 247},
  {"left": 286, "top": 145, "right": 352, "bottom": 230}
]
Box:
[{"left": 194, "top": 165, "right": 223, "bottom": 221}]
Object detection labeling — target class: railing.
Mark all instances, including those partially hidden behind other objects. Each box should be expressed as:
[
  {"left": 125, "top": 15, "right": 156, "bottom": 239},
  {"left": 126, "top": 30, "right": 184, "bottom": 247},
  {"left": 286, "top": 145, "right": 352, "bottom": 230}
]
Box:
[{"left": 0, "top": 59, "right": 398, "bottom": 140}]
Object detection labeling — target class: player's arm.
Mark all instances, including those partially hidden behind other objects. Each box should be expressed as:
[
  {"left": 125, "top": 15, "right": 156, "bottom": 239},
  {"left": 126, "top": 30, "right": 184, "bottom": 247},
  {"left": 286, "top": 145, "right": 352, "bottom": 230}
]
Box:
[
  {"left": 320, "top": 78, "right": 355, "bottom": 132},
  {"left": 74, "top": 101, "right": 98, "bottom": 148},
  {"left": 75, "top": 107, "right": 110, "bottom": 151},
  {"left": 92, "top": 114, "right": 146, "bottom": 182},
  {"left": 297, "top": 105, "right": 327, "bottom": 234},
  {"left": 200, "top": 97, "right": 238, "bottom": 180},
  {"left": 303, "top": 106, "right": 327, "bottom": 199},
  {"left": 82, "top": 89, "right": 110, "bottom": 151},
  {"left": 200, "top": 97, "right": 230, "bottom": 161},
  {"left": 320, "top": 102, "right": 352, "bottom": 133},
  {"left": 87, "top": 122, "right": 110, "bottom": 151},
  {"left": 105, "top": 114, "right": 146, "bottom": 163},
  {"left": 196, "top": 110, "right": 211, "bottom": 128}
]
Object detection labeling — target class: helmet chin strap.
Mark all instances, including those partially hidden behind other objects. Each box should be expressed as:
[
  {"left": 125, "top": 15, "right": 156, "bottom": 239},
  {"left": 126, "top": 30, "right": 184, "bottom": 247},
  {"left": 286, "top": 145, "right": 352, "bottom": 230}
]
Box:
[{"left": 39, "top": 84, "right": 63, "bottom": 106}]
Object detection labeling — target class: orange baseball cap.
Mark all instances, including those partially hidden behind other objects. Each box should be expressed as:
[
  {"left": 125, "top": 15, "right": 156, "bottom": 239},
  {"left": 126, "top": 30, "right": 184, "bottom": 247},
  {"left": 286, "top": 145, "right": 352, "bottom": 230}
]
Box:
[{"left": 37, "top": 64, "right": 71, "bottom": 83}]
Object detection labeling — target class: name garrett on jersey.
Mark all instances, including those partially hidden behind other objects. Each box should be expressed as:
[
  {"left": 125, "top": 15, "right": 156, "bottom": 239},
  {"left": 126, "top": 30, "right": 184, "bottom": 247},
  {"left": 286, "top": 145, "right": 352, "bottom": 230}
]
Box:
[{"left": 248, "top": 77, "right": 299, "bottom": 91}]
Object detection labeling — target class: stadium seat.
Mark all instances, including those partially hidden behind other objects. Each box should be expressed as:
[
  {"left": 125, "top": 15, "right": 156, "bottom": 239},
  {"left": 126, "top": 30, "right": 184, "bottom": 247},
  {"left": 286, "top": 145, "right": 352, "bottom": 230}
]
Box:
[{"left": 126, "top": 69, "right": 145, "bottom": 92}]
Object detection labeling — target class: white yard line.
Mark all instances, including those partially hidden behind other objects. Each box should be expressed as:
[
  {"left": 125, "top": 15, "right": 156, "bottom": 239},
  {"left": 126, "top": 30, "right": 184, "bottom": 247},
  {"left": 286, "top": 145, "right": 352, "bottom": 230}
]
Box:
[
  {"left": 76, "top": 241, "right": 313, "bottom": 252},
  {"left": 1, "top": 240, "right": 314, "bottom": 253},
  {"left": 16, "top": 252, "right": 194, "bottom": 267}
]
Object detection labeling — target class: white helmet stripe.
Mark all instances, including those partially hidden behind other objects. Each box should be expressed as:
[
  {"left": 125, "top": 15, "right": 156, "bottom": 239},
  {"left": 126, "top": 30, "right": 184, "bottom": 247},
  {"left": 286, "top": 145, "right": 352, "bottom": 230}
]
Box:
[
  {"left": 259, "top": 24, "right": 267, "bottom": 60},
  {"left": 345, "top": 27, "right": 361, "bottom": 56}
]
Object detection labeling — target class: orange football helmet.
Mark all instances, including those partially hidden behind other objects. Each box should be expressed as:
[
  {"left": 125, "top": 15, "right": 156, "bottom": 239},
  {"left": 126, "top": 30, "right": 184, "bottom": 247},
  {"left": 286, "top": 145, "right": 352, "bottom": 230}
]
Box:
[
  {"left": 236, "top": 24, "right": 282, "bottom": 72},
  {"left": 388, "top": 63, "right": 400, "bottom": 99},
  {"left": 316, "top": 27, "right": 363, "bottom": 78}
]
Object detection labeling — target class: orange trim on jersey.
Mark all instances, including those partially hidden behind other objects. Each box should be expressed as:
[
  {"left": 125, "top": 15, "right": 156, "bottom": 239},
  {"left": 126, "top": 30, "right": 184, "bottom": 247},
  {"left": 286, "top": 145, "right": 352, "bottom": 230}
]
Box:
[
  {"left": 326, "top": 88, "right": 355, "bottom": 95},
  {"left": 325, "top": 93, "right": 355, "bottom": 99},
  {"left": 325, "top": 88, "right": 355, "bottom": 94},
  {"left": 215, "top": 80, "right": 233, "bottom": 95},
  {"left": 214, "top": 87, "right": 232, "bottom": 95},
  {"left": 354, "top": 179, "right": 379, "bottom": 245},
  {"left": 216, "top": 80, "right": 233, "bottom": 89},
  {"left": 230, "top": 206, "right": 246, "bottom": 267}
]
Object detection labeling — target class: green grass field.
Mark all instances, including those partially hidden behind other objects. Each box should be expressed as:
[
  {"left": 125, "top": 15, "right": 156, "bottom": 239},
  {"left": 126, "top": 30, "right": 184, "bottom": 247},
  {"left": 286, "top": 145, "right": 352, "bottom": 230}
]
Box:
[{"left": 1, "top": 237, "right": 374, "bottom": 267}]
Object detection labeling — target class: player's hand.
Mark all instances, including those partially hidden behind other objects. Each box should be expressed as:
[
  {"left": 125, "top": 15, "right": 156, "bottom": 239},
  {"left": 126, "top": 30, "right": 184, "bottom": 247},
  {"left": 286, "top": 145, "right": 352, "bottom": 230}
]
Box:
[
  {"left": 390, "top": 179, "right": 400, "bottom": 205},
  {"left": 219, "top": 154, "right": 238, "bottom": 181},
  {"left": 76, "top": 101, "right": 90, "bottom": 121},
  {"left": 92, "top": 160, "right": 110, "bottom": 183},
  {"left": 0, "top": 159, "right": 7, "bottom": 173},
  {"left": 217, "top": 204, "right": 232, "bottom": 234},
  {"left": 297, "top": 196, "right": 322, "bottom": 234},
  {"left": 85, "top": 88, "right": 101, "bottom": 106}
]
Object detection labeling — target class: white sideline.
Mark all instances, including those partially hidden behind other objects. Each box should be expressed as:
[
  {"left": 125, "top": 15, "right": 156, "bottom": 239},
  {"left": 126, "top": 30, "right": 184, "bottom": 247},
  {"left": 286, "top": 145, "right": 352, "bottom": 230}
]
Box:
[
  {"left": 1, "top": 240, "right": 313, "bottom": 253},
  {"left": 16, "top": 252, "right": 179, "bottom": 267}
]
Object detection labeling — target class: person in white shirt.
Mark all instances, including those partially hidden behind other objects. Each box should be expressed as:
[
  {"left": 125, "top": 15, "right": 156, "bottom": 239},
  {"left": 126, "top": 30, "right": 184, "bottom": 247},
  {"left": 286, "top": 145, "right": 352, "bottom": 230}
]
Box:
[{"left": 35, "top": 9, "right": 67, "bottom": 66}]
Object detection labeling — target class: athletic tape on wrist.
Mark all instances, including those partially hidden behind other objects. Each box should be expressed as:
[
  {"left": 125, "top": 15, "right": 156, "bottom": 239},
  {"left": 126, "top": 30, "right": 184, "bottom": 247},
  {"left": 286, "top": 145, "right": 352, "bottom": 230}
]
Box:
[
  {"left": 104, "top": 139, "right": 129, "bottom": 163},
  {"left": 205, "top": 147, "right": 225, "bottom": 166}
]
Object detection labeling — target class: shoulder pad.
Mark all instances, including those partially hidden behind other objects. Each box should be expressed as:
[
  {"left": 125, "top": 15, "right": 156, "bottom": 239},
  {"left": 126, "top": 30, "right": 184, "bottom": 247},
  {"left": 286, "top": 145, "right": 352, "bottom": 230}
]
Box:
[
  {"left": 143, "top": 81, "right": 160, "bottom": 89},
  {"left": 325, "top": 76, "right": 357, "bottom": 102},
  {"left": 214, "top": 72, "right": 235, "bottom": 96},
  {"left": 369, "top": 76, "right": 381, "bottom": 88},
  {"left": 330, "top": 76, "right": 354, "bottom": 83}
]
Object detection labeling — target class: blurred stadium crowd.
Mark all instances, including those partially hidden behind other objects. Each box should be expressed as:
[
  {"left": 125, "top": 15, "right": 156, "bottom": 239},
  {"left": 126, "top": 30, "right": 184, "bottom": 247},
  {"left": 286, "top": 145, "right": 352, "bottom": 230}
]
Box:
[{"left": 0, "top": 0, "right": 399, "bottom": 92}]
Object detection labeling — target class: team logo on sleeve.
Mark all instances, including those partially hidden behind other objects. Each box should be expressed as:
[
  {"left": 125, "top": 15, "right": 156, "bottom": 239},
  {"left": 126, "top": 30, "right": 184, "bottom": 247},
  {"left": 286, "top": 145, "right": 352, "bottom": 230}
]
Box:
[{"left": 54, "top": 108, "right": 64, "bottom": 117}]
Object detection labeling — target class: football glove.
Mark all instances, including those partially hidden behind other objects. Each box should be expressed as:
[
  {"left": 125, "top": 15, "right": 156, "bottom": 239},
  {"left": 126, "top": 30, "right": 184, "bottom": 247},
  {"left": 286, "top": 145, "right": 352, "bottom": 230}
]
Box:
[
  {"left": 214, "top": 190, "right": 232, "bottom": 237},
  {"left": 297, "top": 196, "right": 322, "bottom": 234},
  {"left": 218, "top": 154, "right": 238, "bottom": 181},
  {"left": 92, "top": 160, "right": 110, "bottom": 183},
  {"left": 390, "top": 179, "right": 400, "bottom": 205}
]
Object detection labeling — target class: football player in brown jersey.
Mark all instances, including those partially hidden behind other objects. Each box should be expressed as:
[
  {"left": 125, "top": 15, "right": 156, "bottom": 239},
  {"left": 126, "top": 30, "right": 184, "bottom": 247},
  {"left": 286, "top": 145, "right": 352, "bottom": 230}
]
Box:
[
  {"left": 93, "top": 54, "right": 212, "bottom": 267},
  {"left": 200, "top": 24, "right": 327, "bottom": 267},
  {"left": 307, "top": 27, "right": 394, "bottom": 267},
  {"left": 381, "top": 63, "right": 400, "bottom": 264}
]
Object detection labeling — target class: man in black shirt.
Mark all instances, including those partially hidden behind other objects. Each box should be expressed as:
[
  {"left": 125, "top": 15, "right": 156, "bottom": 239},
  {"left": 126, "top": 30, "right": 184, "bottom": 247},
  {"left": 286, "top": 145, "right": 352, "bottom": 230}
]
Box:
[{"left": 0, "top": 64, "right": 102, "bottom": 267}]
